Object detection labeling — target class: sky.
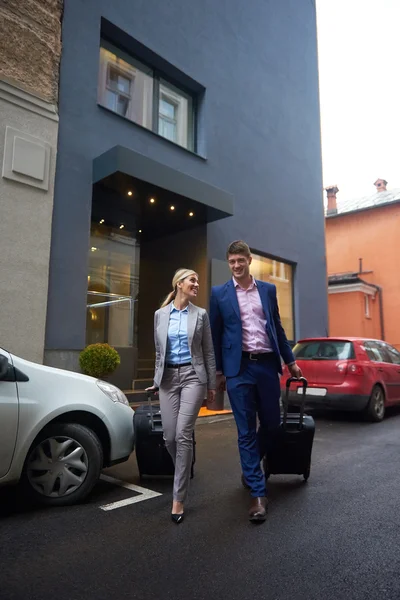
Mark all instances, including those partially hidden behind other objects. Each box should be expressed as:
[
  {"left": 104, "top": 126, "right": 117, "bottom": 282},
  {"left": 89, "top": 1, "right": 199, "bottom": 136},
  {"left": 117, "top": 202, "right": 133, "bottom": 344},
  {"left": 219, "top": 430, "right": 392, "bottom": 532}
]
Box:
[{"left": 316, "top": 0, "right": 400, "bottom": 205}]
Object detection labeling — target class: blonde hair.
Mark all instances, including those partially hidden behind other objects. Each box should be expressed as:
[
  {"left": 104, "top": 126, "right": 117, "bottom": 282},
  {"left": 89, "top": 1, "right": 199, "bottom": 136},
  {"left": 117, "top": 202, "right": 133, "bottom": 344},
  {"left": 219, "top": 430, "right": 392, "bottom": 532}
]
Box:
[{"left": 160, "top": 268, "right": 198, "bottom": 308}]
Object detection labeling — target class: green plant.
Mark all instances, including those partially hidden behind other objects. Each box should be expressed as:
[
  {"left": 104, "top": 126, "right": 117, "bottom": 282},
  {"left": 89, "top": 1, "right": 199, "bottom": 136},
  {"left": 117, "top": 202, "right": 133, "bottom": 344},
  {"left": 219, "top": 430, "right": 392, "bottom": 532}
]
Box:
[{"left": 79, "top": 343, "right": 120, "bottom": 379}]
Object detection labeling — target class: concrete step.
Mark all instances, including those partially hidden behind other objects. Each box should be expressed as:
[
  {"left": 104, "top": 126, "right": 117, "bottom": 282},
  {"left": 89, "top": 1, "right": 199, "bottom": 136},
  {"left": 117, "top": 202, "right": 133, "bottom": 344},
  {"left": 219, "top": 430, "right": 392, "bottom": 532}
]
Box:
[
  {"left": 124, "top": 389, "right": 150, "bottom": 406},
  {"left": 137, "top": 368, "right": 154, "bottom": 379},
  {"left": 138, "top": 358, "right": 155, "bottom": 369},
  {"left": 132, "top": 378, "right": 153, "bottom": 390}
]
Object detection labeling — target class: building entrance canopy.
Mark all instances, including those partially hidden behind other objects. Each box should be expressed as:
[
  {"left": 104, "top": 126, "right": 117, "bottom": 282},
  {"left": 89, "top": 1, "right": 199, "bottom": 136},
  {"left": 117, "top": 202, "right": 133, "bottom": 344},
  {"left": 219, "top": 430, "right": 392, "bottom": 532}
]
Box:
[{"left": 92, "top": 146, "right": 234, "bottom": 241}]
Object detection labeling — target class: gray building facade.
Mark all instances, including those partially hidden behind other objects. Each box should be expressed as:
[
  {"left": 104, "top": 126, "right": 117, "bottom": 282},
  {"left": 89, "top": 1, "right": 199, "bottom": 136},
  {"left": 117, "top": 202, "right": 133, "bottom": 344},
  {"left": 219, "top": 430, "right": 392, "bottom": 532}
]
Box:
[
  {"left": 0, "top": 0, "right": 62, "bottom": 364},
  {"left": 45, "top": 0, "right": 327, "bottom": 391}
]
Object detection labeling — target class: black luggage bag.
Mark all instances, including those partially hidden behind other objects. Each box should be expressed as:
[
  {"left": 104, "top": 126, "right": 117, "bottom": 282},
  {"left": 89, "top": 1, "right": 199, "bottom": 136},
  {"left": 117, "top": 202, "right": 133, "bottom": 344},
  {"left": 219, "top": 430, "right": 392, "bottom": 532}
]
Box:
[
  {"left": 263, "top": 377, "right": 315, "bottom": 482},
  {"left": 134, "top": 391, "right": 196, "bottom": 480}
]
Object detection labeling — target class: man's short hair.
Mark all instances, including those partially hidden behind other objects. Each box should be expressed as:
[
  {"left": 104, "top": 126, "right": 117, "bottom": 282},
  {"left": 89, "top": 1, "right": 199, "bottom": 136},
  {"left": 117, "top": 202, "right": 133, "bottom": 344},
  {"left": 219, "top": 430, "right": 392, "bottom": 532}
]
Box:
[{"left": 226, "top": 240, "right": 251, "bottom": 258}]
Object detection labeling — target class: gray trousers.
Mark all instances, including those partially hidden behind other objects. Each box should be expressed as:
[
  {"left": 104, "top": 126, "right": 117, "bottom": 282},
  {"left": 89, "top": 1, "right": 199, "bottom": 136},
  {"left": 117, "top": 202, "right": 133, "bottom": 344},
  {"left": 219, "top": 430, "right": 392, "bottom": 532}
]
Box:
[{"left": 159, "top": 365, "right": 206, "bottom": 502}]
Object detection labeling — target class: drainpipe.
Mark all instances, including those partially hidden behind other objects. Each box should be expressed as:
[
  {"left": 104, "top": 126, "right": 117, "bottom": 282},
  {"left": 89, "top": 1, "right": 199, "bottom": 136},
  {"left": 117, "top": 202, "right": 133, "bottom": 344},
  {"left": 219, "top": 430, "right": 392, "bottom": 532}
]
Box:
[{"left": 370, "top": 284, "right": 385, "bottom": 341}]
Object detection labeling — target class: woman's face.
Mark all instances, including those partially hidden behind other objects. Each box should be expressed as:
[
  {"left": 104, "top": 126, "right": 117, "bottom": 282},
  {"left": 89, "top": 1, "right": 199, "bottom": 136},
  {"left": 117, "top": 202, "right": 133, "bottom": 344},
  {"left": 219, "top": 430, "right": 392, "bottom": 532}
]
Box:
[{"left": 178, "top": 273, "right": 199, "bottom": 299}]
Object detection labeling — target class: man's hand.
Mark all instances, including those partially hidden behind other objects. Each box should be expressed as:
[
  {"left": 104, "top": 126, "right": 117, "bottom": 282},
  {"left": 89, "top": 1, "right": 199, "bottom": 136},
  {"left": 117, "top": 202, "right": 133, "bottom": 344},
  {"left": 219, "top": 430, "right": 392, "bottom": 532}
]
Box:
[
  {"left": 216, "top": 373, "right": 226, "bottom": 392},
  {"left": 207, "top": 389, "right": 216, "bottom": 404},
  {"left": 288, "top": 362, "right": 302, "bottom": 379}
]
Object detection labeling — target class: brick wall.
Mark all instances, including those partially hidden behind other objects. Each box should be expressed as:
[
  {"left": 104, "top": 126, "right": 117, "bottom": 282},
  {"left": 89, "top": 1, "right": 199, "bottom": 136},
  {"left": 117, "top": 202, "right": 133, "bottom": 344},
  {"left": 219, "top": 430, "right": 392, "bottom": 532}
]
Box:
[{"left": 0, "top": 0, "right": 62, "bottom": 102}]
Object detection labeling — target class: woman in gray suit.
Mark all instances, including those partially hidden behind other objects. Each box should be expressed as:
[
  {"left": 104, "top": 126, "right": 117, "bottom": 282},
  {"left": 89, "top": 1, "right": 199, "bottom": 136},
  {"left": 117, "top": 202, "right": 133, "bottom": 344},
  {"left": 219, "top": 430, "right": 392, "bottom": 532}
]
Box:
[{"left": 147, "top": 268, "right": 216, "bottom": 523}]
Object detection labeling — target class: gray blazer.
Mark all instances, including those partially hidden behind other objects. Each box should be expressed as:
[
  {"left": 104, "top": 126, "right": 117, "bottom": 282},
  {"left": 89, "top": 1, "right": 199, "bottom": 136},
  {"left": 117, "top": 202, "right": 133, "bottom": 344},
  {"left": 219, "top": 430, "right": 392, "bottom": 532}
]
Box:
[{"left": 153, "top": 302, "right": 216, "bottom": 390}]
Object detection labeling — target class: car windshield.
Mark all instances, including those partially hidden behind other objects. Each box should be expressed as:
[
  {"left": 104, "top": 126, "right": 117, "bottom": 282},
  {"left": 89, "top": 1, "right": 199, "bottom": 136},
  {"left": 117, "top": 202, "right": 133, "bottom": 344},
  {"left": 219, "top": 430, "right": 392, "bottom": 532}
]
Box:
[{"left": 293, "top": 340, "right": 354, "bottom": 360}]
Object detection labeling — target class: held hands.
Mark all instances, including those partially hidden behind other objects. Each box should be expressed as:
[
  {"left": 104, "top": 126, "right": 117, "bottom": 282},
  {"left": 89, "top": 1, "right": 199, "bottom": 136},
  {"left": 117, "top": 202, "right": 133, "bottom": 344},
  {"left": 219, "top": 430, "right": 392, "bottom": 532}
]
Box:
[
  {"left": 207, "top": 389, "right": 216, "bottom": 404},
  {"left": 216, "top": 373, "right": 226, "bottom": 393},
  {"left": 288, "top": 362, "right": 302, "bottom": 379}
]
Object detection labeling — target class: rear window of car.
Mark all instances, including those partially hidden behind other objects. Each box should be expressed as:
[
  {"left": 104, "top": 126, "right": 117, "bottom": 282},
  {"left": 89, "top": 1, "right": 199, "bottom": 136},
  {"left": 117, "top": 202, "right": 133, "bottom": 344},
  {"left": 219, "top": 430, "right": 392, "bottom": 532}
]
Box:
[{"left": 293, "top": 340, "right": 355, "bottom": 360}]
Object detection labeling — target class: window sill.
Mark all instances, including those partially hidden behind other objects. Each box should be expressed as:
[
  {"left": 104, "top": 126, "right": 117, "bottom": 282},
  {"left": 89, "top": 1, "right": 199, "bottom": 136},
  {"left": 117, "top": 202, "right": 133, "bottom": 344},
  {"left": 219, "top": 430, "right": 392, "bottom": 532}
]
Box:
[{"left": 98, "top": 104, "right": 207, "bottom": 161}]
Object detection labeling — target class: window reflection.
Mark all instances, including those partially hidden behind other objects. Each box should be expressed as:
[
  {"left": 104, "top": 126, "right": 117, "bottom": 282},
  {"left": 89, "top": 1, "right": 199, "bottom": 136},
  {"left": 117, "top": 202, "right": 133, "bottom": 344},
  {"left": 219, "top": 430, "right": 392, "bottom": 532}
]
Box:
[
  {"left": 98, "top": 42, "right": 195, "bottom": 151},
  {"left": 86, "top": 224, "right": 140, "bottom": 348},
  {"left": 251, "top": 253, "right": 294, "bottom": 340},
  {"left": 98, "top": 45, "right": 153, "bottom": 129}
]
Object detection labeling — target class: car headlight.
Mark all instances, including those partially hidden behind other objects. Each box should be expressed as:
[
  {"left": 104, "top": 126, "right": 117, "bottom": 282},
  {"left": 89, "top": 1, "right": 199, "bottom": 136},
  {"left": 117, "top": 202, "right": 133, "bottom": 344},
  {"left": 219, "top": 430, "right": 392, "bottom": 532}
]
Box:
[{"left": 97, "top": 380, "right": 130, "bottom": 406}]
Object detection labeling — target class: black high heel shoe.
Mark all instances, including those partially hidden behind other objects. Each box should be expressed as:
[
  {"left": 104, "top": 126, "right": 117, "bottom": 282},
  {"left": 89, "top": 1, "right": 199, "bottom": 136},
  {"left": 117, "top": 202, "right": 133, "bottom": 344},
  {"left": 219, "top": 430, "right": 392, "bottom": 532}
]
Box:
[{"left": 171, "top": 513, "right": 184, "bottom": 524}]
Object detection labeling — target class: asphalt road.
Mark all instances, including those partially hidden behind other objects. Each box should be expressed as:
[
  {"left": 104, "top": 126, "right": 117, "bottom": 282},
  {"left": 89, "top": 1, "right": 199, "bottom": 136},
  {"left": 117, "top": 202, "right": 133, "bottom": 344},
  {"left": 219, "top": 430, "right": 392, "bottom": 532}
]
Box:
[{"left": 2, "top": 409, "right": 400, "bottom": 600}]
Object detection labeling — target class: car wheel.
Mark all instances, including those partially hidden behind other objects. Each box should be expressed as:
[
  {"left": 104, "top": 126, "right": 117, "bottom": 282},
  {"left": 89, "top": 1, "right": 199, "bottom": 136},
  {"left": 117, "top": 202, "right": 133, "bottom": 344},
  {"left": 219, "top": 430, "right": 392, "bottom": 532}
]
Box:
[
  {"left": 21, "top": 423, "right": 103, "bottom": 506},
  {"left": 365, "top": 385, "right": 386, "bottom": 422}
]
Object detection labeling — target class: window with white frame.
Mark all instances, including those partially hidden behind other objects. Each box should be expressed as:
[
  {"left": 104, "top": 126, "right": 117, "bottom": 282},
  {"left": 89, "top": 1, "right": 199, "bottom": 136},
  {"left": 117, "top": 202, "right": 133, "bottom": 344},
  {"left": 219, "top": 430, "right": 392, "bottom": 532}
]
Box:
[
  {"left": 98, "top": 42, "right": 195, "bottom": 151},
  {"left": 159, "top": 94, "right": 178, "bottom": 142},
  {"left": 364, "top": 294, "right": 370, "bottom": 318},
  {"left": 98, "top": 44, "right": 153, "bottom": 130},
  {"left": 158, "top": 80, "right": 193, "bottom": 148},
  {"left": 105, "top": 64, "right": 132, "bottom": 117}
]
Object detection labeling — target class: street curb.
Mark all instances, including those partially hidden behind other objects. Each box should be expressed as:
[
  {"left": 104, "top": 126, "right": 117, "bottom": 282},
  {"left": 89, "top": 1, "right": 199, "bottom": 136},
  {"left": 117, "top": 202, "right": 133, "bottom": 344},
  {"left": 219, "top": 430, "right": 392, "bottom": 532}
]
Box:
[{"left": 196, "top": 415, "right": 235, "bottom": 425}]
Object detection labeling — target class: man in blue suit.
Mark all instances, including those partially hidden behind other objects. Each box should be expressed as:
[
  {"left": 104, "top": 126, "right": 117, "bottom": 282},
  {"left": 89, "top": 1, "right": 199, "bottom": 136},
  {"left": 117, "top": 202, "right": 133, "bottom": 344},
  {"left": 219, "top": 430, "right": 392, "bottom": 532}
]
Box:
[{"left": 210, "top": 240, "right": 302, "bottom": 522}]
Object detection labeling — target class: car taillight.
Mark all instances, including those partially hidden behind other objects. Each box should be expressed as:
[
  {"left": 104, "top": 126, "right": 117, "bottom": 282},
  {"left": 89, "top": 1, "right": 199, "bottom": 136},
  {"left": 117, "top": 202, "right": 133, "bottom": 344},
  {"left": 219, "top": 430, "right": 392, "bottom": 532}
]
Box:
[
  {"left": 336, "top": 362, "right": 348, "bottom": 374},
  {"left": 348, "top": 363, "right": 363, "bottom": 376}
]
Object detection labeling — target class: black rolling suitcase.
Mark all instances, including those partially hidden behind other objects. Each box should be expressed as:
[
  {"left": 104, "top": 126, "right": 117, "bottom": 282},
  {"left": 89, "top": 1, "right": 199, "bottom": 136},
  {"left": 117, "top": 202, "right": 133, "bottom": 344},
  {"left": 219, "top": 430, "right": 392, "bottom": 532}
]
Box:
[
  {"left": 263, "top": 377, "right": 315, "bottom": 482},
  {"left": 134, "top": 391, "right": 196, "bottom": 480}
]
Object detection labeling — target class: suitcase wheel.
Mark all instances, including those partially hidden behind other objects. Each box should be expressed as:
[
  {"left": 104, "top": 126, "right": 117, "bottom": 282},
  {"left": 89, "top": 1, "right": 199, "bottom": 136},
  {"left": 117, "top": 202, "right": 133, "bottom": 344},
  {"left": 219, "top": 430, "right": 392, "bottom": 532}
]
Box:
[{"left": 303, "top": 464, "right": 311, "bottom": 482}]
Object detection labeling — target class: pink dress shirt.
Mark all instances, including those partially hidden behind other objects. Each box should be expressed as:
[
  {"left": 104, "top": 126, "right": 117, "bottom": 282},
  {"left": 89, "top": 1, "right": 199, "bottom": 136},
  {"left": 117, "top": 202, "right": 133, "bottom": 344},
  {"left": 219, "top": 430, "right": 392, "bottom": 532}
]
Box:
[{"left": 234, "top": 277, "right": 273, "bottom": 353}]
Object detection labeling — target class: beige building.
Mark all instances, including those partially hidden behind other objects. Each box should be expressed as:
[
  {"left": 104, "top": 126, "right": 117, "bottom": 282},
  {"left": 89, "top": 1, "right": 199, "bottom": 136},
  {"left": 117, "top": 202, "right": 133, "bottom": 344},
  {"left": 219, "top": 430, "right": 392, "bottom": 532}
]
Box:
[{"left": 0, "top": 0, "right": 62, "bottom": 362}]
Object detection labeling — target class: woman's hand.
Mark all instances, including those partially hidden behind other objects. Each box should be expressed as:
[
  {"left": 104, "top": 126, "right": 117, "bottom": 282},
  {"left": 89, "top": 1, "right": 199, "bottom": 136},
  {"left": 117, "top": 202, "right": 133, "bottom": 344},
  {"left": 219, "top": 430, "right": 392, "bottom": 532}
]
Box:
[
  {"left": 145, "top": 385, "right": 159, "bottom": 394},
  {"left": 207, "top": 389, "right": 216, "bottom": 404}
]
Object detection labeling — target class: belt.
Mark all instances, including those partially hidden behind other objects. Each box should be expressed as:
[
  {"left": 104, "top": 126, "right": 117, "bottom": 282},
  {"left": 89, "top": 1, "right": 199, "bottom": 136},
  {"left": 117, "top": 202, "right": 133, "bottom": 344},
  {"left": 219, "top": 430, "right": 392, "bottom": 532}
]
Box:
[
  {"left": 242, "top": 351, "right": 275, "bottom": 361},
  {"left": 166, "top": 362, "right": 192, "bottom": 369}
]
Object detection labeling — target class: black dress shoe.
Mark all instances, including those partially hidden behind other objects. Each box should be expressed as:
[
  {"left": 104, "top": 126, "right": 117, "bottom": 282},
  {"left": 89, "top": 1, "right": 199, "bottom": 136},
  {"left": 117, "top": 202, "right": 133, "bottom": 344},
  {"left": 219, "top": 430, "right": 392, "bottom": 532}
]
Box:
[{"left": 171, "top": 513, "right": 184, "bottom": 524}]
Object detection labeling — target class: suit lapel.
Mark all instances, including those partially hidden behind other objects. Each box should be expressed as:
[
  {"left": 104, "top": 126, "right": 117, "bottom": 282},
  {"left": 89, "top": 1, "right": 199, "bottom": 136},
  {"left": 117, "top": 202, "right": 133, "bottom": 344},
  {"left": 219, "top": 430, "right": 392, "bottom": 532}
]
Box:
[
  {"left": 256, "top": 280, "right": 270, "bottom": 323},
  {"left": 227, "top": 280, "right": 241, "bottom": 320},
  {"left": 158, "top": 305, "right": 171, "bottom": 356},
  {"left": 187, "top": 303, "right": 198, "bottom": 349}
]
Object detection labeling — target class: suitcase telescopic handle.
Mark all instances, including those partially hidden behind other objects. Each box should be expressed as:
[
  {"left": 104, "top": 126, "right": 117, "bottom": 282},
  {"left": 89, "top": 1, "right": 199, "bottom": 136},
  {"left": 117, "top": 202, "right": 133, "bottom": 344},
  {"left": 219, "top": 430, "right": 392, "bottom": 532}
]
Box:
[
  {"left": 283, "top": 377, "right": 308, "bottom": 429},
  {"left": 146, "top": 389, "right": 159, "bottom": 429}
]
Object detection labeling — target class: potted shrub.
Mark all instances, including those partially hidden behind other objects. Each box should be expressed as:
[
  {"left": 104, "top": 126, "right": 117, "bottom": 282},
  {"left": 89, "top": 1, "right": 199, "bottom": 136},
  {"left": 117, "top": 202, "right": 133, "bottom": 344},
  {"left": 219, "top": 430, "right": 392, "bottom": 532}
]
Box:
[{"left": 79, "top": 343, "right": 120, "bottom": 380}]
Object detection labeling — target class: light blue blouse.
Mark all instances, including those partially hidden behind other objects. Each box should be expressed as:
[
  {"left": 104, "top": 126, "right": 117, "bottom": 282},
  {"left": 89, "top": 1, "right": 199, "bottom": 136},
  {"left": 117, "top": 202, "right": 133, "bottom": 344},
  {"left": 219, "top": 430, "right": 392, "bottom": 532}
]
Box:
[{"left": 165, "top": 304, "right": 192, "bottom": 364}]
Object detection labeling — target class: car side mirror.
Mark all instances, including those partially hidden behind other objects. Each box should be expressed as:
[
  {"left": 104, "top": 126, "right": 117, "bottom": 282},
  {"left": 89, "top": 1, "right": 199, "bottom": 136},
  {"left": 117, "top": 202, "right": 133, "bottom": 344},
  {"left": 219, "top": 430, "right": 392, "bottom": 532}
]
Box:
[{"left": 0, "top": 355, "right": 9, "bottom": 380}]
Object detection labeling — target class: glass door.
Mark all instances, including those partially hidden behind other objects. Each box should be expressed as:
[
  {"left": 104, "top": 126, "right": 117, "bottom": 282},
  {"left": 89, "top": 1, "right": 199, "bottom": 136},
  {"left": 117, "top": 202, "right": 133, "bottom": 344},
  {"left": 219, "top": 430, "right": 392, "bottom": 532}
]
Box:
[{"left": 86, "top": 224, "right": 140, "bottom": 357}]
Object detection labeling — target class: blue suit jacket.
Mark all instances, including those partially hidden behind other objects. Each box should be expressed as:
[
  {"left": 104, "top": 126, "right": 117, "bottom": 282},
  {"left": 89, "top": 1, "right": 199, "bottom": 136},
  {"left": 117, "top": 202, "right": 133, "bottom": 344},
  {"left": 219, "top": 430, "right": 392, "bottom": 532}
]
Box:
[{"left": 209, "top": 279, "right": 295, "bottom": 377}]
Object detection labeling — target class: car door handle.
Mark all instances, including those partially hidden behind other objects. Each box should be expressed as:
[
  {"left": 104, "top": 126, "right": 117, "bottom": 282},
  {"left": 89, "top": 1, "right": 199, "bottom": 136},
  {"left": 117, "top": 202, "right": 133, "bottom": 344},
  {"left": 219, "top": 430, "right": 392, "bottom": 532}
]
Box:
[{"left": 377, "top": 368, "right": 384, "bottom": 372}]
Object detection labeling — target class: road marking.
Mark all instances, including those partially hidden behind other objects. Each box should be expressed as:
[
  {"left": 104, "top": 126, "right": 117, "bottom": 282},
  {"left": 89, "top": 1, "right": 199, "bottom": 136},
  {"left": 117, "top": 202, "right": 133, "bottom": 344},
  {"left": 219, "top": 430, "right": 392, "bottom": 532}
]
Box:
[{"left": 99, "top": 474, "right": 162, "bottom": 511}]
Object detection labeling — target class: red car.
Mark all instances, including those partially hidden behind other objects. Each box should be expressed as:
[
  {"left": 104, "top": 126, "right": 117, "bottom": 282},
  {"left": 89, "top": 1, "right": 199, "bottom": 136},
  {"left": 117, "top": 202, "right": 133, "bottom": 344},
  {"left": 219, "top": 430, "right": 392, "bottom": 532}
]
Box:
[{"left": 281, "top": 337, "right": 400, "bottom": 422}]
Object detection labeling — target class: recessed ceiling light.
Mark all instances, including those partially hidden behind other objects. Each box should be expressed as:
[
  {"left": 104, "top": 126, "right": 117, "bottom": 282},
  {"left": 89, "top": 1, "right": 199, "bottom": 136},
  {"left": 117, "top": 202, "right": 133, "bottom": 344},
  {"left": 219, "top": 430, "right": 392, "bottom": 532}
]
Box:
[
  {"left": 139, "top": 229, "right": 142, "bottom": 233},
  {"left": 127, "top": 191, "right": 133, "bottom": 196},
  {"left": 119, "top": 224, "right": 125, "bottom": 229},
  {"left": 91, "top": 247, "right": 97, "bottom": 252},
  {"left": 189, "top": 212, "right": 194, "bottom": 217},
  {"left": 150, "top": 198, "right": 155, "bottom": 204},
  {"left": 170, "top": 205, "right": 175, "bottom": 211},
  {"left": 99, "top": 219, "right": 105, "bottom": 224}
]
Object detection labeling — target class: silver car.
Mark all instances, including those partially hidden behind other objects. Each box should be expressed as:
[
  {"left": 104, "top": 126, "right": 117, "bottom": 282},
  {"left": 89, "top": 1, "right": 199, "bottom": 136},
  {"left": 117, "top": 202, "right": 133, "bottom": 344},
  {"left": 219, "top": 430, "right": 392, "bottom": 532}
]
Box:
[{"left": 0, "top": 346, "right": 135, "bottom": 506}]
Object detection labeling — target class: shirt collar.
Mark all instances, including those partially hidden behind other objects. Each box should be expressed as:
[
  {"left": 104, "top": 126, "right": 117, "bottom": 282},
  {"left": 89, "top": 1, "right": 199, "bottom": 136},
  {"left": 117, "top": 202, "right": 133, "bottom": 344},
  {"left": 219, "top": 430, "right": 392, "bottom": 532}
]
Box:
[
  {"left": 170, "top": 302, "right": 189, "bottom": 313},
  {"left": 233, "top": 276, "right": 257, "bottom": 290}
]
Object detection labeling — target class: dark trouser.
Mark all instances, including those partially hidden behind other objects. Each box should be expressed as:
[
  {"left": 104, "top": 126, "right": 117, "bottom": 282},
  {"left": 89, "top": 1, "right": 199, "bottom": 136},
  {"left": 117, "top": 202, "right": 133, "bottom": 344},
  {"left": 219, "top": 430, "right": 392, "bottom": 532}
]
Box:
[{"left": 226, "top": 355, "right": 281, "bottom": 497}]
